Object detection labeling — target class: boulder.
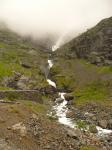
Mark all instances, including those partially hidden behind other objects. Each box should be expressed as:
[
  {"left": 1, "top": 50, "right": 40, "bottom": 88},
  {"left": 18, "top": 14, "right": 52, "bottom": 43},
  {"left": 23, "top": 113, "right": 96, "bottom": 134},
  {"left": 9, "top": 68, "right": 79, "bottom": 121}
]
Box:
[
  {"left": 66, "top": 111, "right": 75, "bottom": 118},
  {"left": 21, "top": 62, "right": 32, "bottom": 68},
  {"left": 17, "top": 76, "right": 30, "bottom": 90},
  {"left": 66, "top": 128, "right": 79, "bottom": 139},
  {"left": 12, "top": 122, "right": 27, "bottom": 137},
  {"left": 64, "top": 94, "right": 74, "bottom": 101},
  {"left": 107, "top": 119, "right": 112, "bottom": 129},
  {"left": 98, "top": 120, "right": 108, "bottom": 129},
  {"left": 104, "top": 60, "right": 112, "bottom": 65}
]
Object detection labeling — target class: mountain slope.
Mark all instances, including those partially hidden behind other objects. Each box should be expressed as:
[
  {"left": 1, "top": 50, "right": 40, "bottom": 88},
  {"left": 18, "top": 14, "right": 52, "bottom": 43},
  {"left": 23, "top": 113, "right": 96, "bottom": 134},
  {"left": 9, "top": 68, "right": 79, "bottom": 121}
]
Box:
[
  {"left": 51, "top": 17, "right": 112, "bottom": 106},
  {"left": 56, "top": 17, "right": 112, "bottom": 65},
  {"left": 0, "top": 27, "right": 49, "bottom": 90}
]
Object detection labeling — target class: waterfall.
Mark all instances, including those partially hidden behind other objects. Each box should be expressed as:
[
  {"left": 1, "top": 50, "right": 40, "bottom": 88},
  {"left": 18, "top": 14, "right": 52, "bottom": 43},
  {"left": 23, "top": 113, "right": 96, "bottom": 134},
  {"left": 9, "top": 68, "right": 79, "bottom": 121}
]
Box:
[{"left": 47, "top": 45, "right": 75, "bottom": 128}]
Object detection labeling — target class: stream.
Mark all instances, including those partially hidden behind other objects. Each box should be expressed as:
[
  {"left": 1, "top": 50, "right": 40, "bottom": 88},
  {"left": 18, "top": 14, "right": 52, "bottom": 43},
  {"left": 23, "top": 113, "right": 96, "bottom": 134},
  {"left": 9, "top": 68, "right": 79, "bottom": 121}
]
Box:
[{"left": 47, "top": 46, "right": 112, "bottom": 136}]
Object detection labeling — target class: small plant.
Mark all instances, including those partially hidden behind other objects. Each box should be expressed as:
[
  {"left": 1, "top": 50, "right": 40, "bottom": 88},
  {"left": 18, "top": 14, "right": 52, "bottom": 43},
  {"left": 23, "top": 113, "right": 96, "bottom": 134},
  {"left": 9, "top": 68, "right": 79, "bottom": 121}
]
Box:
[
  {"left": 89, "top": 124, "right": 98, "bottom": 133},
  {"left": 76, "top": 120, "right": 88, "bottom": 130}
]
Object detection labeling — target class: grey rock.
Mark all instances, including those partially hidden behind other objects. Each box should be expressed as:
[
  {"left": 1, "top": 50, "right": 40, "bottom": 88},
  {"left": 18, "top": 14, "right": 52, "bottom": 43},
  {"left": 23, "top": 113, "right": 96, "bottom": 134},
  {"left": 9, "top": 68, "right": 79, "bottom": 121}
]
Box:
[
  {"left": 66, "top": 128, "right": 79, "bottom": 139},
  {"left": 17, "top": 76, "right": 30, "bottom": 90},
  {"left": 104, "top": 60, "right": 112, "bottom": 65},
  {"left": 66, "top": 111, "right": 75, "bottom": 118},
  {"left": 107, "top": 119, "right": 112, "bottom": 129},
  {"left": 99, "top": 120, "right": 108, "bottom": 129},
  {"left": 56, "top": 98, "right": 63, "bottom": 103},
  {"left": 21, "top": 62, "right": 32, "bottom": 68}
]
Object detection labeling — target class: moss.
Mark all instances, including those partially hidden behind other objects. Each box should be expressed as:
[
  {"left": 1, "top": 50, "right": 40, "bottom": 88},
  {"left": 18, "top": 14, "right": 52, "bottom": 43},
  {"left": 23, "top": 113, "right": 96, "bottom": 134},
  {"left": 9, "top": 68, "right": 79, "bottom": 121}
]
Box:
[
  {"left": 80, "top": 146, "right": 97, "bottom": 150},
  {"left": 89, "top": 124, "right": 97, "bottom": 133}
]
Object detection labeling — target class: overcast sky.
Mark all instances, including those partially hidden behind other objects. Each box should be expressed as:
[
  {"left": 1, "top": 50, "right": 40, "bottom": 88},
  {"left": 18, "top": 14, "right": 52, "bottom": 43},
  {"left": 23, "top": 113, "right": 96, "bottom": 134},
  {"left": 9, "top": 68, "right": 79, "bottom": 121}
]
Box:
[{"left": 0, "top": 0, "right": 112, "bottom": 45}]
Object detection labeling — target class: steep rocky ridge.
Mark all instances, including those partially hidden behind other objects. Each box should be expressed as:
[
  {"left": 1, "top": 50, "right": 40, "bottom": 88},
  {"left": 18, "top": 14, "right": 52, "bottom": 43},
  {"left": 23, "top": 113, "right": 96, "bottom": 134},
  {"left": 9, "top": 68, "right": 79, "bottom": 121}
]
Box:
[{"left": 56, "top": 17, "right": 112, "bottom": 66}]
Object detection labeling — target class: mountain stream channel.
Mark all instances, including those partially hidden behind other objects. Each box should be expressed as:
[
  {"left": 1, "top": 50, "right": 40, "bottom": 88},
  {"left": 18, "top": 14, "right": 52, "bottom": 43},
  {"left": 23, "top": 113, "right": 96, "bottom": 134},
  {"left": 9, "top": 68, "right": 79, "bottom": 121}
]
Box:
[{"left": 46, "top": 46, "right": 112, "bottom": 137}]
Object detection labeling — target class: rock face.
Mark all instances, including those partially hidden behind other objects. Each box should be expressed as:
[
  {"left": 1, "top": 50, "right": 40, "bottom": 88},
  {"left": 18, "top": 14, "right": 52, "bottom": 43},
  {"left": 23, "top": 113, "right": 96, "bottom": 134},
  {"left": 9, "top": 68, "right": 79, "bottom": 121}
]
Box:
[{"left": 57, "top": 17, "right": 112, "bottom": 66}]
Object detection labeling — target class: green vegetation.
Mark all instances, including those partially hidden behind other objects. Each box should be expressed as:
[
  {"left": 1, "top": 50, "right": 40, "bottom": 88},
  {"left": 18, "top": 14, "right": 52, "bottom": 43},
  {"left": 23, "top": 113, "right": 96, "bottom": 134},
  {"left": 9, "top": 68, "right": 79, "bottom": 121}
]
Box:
[
  {"left": 51, "top": 57, "right": 112, "bottom": 106},
  {"left": 76, "top": 120, "right": 88, "bottom": 130},
  {"left": 78, "top": 59, "right": 112, "bottom": 73},
  {"left": 0, "top": 29, "right": 49, "bottom": 90},
  {"left": 8, "top": 107, "right": 20, "bottom": 114},
  {"left": 80, "top": 146, "right": 96, "bottom": 150},
  {"left": 89, "top": 124, "right": 97, "bottom": 133},
  {"left": 74, "top": 81, "right": 109, "bottom": 105},
  {"left": 24, "top": 101, "right": 47, "bottom": 114}
]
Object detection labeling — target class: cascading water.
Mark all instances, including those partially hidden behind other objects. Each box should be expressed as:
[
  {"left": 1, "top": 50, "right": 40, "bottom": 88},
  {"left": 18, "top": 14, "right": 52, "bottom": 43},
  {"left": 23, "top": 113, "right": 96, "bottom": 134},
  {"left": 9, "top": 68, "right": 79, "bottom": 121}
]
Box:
[
  {"left": 53, "top": 92, "right": 75, "bottom": 128},
  {"left": 47, "top": 43, "right": 112, "bottom": 135},
  {"left": 47, "top": 45, "right": 75, "bottom": 128}
]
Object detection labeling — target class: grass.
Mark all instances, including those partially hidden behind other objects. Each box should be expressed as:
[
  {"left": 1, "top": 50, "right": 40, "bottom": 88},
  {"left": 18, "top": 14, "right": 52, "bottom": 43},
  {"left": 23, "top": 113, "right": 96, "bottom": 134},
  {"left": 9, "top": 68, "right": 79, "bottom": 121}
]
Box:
[
  {"left": 0, "top": 48, "right": 47, "bottom": 89},
  {"left": 73, "top": 81, "right": 110, "bottom": 105},
  {"left": 0, "top": 28, "right": 49, "bottom": 89},
  {"left": 0, "top": 86, "right": 13, "bottom": 90},
  {"left": 77, "top": 59, "right": 112, "bottom": 73},
  {"left": 24, "top": 101, "right": 47, "bottom": 114},
  {"left": 8, "top": 108, "right": 20, "bottom": 114}
]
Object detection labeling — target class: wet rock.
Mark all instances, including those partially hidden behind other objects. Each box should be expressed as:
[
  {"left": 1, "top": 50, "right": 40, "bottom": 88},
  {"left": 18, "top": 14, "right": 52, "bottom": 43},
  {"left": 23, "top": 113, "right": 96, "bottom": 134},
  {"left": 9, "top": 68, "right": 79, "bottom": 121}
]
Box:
[
  {"left": 99, "top": 120, "right": 108, "bottom": 129},
  {"left": 56, "top": 98, "right": 63, "bottom": 103},
  {"left": 66, "top": 111, "right": 75, "bottom": 118},
  {"left": 65, "top": 94, "right": 74, "bottom": 101}
]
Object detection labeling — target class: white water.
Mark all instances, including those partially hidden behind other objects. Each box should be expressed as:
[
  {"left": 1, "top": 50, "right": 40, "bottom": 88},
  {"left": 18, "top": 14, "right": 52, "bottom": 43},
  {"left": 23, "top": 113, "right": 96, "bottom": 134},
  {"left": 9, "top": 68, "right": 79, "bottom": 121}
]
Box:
[
  {"left": 47, "top": 79, "right": 56, "bottom": 88},
  {"left": 52, "top": 31, "right": 70, "bottom": 51},
  {"left": 47, "top": 46, "right": 75, "bottom": 128},
  {"left": 53, "top": 93, "right": 75, "bottom": 128},
  {"left": 48, "top": 59, "right": 53, "bottom": 69},
  {"left": 47, "top": 44, "right": 112, "bottom": 135},
  {"left": 97, "top": 126, "right": 112, "bottom": 135}
]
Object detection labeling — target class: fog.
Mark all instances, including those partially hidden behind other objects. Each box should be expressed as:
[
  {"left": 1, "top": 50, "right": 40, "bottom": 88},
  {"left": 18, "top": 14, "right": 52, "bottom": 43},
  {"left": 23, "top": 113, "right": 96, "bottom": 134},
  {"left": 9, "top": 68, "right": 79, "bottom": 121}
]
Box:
[{"left": 0, "top": 0, "right": 112, "bottom": 47}]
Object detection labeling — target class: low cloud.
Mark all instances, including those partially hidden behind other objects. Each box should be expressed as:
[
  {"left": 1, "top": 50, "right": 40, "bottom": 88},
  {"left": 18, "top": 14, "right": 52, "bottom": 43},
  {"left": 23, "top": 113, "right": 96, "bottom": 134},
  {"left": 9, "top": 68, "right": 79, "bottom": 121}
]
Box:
[{"left": 0, "top": 0, "right": 112, "bottom": 47}]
